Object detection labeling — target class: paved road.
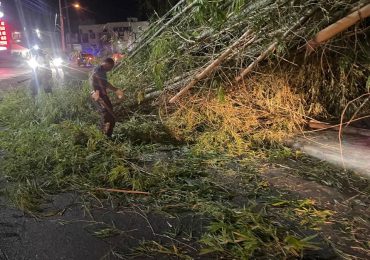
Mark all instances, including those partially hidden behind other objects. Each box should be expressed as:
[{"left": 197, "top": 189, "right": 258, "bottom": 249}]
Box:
[
  {"left": 0, "top": 55, "right": 32, "bottom": 89},
  {"left": 292, "top": 131, "right": 370, "bottom": 178},
  {"left": 0, "top": 60, "right": 90, "bottom": 91},
  {"left": 64, "top": 64, "right": 91, "bottom": 81},
  {"left": 0, "top": 67, "right": 31, "bottom": 80}
]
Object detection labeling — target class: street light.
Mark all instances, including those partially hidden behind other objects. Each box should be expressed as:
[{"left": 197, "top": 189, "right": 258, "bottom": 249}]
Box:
[
  {"left": 59, "top": 1, "right": 80, "bottom": 52},
  {"left": 35, "top": 28, "right": 41, "bottom": 39}
]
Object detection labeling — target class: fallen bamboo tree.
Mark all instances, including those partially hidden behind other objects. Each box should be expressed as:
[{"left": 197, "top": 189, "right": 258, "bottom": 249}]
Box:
[
  {"left": 235, "top": 7, "right": 319, "bottom": 83},
  {"left": 134, "top": 0, "right": 187, "bottom": 46},
  {"left": 112, "top": 0, "right": 368, "bottom": 129},
  {"left": 306, "top": 3, "right": 370, "bottom": 54},
  {"left": 131, "top": 1, "right": 197, "bottom": 58},
  {"left": 169, "top": 30, "right": 256, "bottom": 103},
  {"left": 308, "top": 120, "right": 370, "bottom": 137}
]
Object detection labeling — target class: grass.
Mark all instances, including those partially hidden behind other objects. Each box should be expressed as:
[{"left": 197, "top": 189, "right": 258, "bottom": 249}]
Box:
[{"left": 1, "top": 85, "right": 369, "bottom": 259}]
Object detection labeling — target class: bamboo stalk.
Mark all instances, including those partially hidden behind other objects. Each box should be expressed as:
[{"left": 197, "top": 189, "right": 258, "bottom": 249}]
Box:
[
  {"left": 131, "top": 1, "right": 197, "bottom": 58},
  {"left": 96, "top": 188, "right": 150, "bottom": 195},
  {"left": 135, "top": 0, "right": 187, "bottom": 45},
  {"left": 235, "top": 7, "right": 319, "bottom": 83},
  {"left": 169, "top": 30, "right": 256, "bottom": 103},
  {"left": 309, "top": 120, "right": 370, "bottom": 137},
  {"left": 235, "top": 42, "right": 278, "bottom": 83},
  {"left": 306, "top": 4, "right": 370, "bottom": 54}
]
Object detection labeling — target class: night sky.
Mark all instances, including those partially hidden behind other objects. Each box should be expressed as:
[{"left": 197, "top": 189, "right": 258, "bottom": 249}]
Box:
[
  {"left": 79, "top": 0, "right": 139, "bottom": 23},
  {"left": 1, "top": 0, "right": 141, "bottom": 32}
]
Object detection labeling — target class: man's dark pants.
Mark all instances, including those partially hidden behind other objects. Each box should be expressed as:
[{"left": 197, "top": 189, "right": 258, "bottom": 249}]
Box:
[{"left": 96, "top": 95, "right": 116, "bottom": 137}]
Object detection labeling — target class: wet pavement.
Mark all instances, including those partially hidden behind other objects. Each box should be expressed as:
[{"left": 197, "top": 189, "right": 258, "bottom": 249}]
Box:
[
  {"left": 0, "top": 54, "right": 91, "bottom": 91},
  {"left": 0, "top": 67, "right": 31, "bottom": 81},
  {"left": 0, "top": 192, "right": 112, "bottom": 260},
  {"left": 292, "top": 130, "right": 370, "bottom": 177},
  {"left": 0, "top": 170, "right": 199, "bottom": 260},
  {"left": 0, "top": 55, "right": 31, "bottom": 90},
  {"left": 0, "top": 186, "right": 179, "bottom": 260}
]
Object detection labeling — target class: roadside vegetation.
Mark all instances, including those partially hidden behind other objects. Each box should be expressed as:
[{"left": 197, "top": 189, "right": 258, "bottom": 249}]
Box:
[
  {"left": 1, "top": 0, "right": 370, "bottom": 259},
  {"left": 0, "top": 84, "right": 369, "bottom": 259}
]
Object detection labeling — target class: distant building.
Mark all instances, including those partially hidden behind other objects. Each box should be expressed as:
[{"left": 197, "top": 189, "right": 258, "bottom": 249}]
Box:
[{"left": 78, "top": 18, "right": 148, "bottom": 55}]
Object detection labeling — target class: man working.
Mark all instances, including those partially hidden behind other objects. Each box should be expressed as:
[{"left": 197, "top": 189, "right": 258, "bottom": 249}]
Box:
[{"left": 90, "top": 58, "right": 124, "bottom": 137}]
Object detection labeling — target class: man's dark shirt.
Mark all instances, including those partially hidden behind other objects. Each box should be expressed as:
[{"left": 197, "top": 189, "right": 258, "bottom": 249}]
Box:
[{"left": 91, "top": 65, "right": 108, "bottom": 96}]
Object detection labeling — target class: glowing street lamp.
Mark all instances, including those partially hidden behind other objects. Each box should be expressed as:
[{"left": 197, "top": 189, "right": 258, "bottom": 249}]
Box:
[
  {"left": 35, "top": 28, "right": 41, "bottom": 39},
  {"left": 59, "top": 2, "right": 81, "bottom": 52}
]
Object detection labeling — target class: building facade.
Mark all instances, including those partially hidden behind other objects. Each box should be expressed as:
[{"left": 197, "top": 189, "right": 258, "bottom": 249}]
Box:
[{"left": 78, "top": 18, "right": 148, "bottom": 55}]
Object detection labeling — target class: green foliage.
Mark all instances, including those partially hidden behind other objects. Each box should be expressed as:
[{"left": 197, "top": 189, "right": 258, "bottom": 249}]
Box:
[
  {"left": 135, "top": 241, "right": 193, "bottom": 260},
  {"left": 149, "top": 34, "right": 178, "bottom": 89},
  {"left": 114, "top": 116, "right": 177, "bottom": 144},
  {"left": 200, "top": 208, "right": 322, "bottom": 259},
  {"left": 0, "top": 87, "right": 127, "bottom": 210},
  {"left": 284, "top": 235, "right": 320, "bottom": 257},
  {"left": 1, "top": 2, "right": 369, "bottom": 256},
  {"left": 0, "top": 84, "right": 367, "bottom": 258}
]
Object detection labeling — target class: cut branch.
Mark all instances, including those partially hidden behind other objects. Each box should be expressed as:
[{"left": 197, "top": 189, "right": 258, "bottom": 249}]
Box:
[{"left": 96, "top": 188, "right": 150, "bottom": 195}]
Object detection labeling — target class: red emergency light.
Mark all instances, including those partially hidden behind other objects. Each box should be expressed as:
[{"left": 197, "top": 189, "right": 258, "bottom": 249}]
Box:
[{"left": 0, "top": 20, "right": 8, "bottom": 51}]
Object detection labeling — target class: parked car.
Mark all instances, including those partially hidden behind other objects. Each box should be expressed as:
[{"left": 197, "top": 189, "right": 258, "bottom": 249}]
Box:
[{"left": 77, "top": 53, "right": 94, "bottom": 67}]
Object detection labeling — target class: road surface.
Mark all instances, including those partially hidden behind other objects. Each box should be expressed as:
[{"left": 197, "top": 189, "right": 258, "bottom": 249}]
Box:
[
  {"left": 0, "top": 55, "right": 31, "bottom": 90},
  {"left": 0, "top": 55, "right": 90, "bottom": 90},
  {"left": 0, "top": 67, "right": 31, "bottom": 80},
  {"left": 292, "top": 131, "right": 370, "bottom": 178}
]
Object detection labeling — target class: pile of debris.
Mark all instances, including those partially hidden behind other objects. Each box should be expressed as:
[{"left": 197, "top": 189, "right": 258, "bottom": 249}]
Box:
[{"left": 113, "top": 0, "right": 370, "bottom": 151}]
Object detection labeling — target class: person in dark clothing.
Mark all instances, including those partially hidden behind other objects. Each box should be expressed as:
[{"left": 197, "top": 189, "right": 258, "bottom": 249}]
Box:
[
  {"left": 90, "top": 58, "right": 124, "bottom": 137},
  {"left": 29, "top": 49, "right": 53, "bottom": 96}
]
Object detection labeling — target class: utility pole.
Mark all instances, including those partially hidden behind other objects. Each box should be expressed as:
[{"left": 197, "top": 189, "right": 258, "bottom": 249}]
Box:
[
  {"left": 59, "top": 0, "right": 66, "bottom": 52},
  {"left": 0, "top": 1, "right": 4, "bottom": 19}
]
